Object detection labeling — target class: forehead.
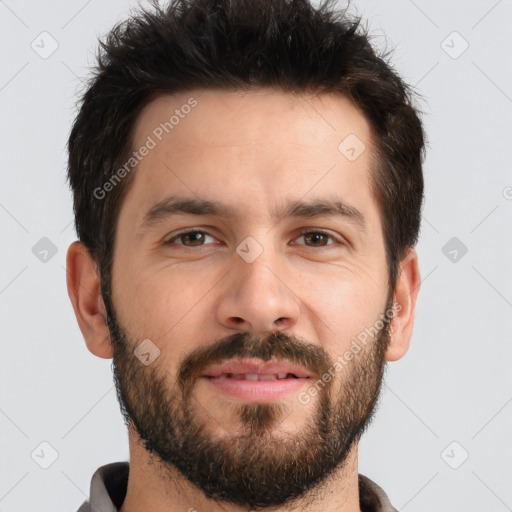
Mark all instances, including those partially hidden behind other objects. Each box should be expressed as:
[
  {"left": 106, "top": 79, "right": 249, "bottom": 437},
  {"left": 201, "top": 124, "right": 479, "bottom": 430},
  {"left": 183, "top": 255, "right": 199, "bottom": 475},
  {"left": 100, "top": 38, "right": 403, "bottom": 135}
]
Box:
[
  {"left": 133, "top": 87, "right": 371, "bottom": 153},
  {"left": 121, "top": 87, "right": 379, "bottom": 231}
]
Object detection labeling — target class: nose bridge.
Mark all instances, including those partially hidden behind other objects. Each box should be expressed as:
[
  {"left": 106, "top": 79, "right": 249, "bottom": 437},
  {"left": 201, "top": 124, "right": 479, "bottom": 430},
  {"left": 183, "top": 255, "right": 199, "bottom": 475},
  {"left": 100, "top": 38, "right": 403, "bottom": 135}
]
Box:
[{"left": 216, "top": 237, "right": 301, "bottom": 334}]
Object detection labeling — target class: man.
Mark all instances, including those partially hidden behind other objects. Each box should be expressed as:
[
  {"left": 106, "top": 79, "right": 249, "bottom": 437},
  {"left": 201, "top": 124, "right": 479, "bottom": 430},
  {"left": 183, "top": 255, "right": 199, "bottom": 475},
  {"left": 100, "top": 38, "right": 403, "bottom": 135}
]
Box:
[{"left": 65, "top": 0, "right": 424, "bottom": 510}]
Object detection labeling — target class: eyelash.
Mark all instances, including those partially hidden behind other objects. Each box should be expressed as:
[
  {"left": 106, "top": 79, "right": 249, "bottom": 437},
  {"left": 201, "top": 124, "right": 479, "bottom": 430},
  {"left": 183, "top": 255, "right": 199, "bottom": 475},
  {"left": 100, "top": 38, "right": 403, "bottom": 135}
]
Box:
[{"left": 163, "top": 229, "right": 344, "bottom": 249}]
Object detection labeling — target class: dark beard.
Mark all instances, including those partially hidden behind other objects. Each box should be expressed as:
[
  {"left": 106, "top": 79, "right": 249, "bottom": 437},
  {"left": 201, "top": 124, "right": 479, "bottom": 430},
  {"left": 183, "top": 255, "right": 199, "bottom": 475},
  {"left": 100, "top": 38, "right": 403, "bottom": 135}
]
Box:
[{"left": 104, "top": 291, "right": 392, "bottom": 510}]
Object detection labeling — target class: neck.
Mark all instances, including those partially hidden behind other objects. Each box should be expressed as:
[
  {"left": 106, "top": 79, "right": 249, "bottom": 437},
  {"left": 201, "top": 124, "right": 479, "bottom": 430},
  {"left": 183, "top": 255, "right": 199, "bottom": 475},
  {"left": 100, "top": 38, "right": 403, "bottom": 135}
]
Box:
[{"left": 120, "top": 425, "right": 362, "bottom": 512}]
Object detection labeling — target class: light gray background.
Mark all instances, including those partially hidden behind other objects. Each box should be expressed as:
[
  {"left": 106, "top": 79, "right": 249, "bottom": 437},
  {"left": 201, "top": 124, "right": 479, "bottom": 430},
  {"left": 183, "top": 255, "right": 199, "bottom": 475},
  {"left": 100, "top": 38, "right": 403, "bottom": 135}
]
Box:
[{"left": 1, "top": 0, "right": 511, "bottom": 511}]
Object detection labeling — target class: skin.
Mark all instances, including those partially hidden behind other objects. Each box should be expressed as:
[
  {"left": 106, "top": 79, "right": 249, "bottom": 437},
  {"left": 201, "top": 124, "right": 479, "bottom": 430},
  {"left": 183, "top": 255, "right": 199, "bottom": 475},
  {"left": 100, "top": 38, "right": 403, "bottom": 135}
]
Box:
[{"left": 66, "top": 88, "right": 421, "bottom": 512}]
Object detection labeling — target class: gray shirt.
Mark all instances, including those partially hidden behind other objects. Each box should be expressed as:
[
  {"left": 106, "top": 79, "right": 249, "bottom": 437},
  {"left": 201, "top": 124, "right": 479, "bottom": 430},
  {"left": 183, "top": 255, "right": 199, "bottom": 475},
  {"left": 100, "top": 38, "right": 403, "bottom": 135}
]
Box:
[{"left": 77, "top": 462, "right": 398, "bottom": 512}]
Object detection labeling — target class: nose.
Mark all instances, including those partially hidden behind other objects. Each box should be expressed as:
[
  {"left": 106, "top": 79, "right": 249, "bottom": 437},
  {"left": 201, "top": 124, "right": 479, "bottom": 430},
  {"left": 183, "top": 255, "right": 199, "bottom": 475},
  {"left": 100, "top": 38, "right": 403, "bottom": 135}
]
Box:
[{"left": 215, "top": 248, "right": 301, "bottom": 335}]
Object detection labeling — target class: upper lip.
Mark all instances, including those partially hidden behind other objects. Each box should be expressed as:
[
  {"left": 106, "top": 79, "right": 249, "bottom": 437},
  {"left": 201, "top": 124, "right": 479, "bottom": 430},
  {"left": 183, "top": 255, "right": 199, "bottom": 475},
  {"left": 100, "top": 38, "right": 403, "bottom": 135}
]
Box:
[{"left": 202, "top": 359, "right": 312, "bottom": 378}]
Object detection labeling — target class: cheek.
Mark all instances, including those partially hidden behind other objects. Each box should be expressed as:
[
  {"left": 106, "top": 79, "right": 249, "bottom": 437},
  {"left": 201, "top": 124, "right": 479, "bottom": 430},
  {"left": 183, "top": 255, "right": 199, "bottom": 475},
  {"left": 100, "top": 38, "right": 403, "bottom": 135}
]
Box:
[
  {"left": 306, "top": 270, "right": 386, "bottom": 352},
  {"left": 119, "top": 265, "right": 217, "bottom": 344}
]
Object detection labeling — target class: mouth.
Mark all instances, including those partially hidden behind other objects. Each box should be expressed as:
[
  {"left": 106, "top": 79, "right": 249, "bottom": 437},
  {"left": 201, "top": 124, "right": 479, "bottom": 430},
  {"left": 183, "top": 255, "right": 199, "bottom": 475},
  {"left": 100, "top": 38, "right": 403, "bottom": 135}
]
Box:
[
  {"left": 205, "top": 372, "right": 308, "bottom": 381},
  {"left": 200, "top": 359, "right": 313, "bottom": 402},
  {"left": 201, "top": 358, "right": 313, "bottom": 380}
]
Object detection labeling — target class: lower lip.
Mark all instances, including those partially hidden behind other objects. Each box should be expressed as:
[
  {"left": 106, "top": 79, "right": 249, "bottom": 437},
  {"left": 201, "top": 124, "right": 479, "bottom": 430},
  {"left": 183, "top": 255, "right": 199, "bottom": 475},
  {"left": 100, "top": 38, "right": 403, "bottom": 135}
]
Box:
[{"left": 201, "top": 376, "right": 311, "bottom": 402}]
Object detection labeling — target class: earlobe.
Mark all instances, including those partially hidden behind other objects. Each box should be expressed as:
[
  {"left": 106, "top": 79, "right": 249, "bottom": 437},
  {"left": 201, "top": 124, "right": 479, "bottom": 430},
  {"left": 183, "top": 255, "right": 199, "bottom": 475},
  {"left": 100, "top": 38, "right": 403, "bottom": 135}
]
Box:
[
  {"left": 385, "top": 248, "right": 421, "bottom": 362},
  {"left": 66, "top": 241, "right": 114, "bottom": 359}
]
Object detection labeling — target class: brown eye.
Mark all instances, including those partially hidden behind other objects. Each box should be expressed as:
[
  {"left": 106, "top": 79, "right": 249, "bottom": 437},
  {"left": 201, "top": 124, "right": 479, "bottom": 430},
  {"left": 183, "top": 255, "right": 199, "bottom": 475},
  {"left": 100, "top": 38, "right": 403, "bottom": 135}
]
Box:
[
  {"left": 303, "top": 232, "right": 329, "bottom": 246},
  {"left": 296, "top": 231, "right": 339, "bottom": 247},
  {"left": 165, "top": 230, "right": 215, "bottom": 246}
]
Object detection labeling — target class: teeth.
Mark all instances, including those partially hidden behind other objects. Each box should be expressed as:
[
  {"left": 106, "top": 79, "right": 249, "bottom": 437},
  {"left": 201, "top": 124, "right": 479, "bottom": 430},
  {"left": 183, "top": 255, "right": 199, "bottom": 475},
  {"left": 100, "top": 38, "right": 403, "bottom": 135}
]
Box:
[{"left": 219, "top": 373, "right": 293, "bottom": 381}]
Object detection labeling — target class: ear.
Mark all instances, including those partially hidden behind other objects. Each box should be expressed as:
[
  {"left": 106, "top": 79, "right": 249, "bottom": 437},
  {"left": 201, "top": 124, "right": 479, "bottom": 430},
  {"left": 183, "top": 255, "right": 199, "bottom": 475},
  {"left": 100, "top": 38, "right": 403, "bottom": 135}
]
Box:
[
  {"left": 66, "top": 241, "right": 114, "bottom": 359},
  {"left": 385, "top": 247, "right": 421, "bottom": 362}
]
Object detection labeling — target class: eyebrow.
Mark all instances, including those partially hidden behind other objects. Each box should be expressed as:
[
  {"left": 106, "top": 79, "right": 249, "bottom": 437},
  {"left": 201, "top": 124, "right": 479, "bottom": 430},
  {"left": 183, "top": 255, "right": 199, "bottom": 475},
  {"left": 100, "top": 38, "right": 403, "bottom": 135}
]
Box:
[{"left": 138, "top": 195, "right": 368, "bottom": 235}]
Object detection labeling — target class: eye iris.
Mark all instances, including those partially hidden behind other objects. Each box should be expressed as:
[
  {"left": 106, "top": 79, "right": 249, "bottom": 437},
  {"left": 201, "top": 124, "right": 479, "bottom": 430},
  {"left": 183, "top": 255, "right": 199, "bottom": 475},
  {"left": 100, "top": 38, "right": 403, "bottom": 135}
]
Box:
[
  {"left": 305, "top": 233, "right": 328, "bottom": 246},
  {"left": 183, "top": 231, "right": 204, "bottom": 246}
]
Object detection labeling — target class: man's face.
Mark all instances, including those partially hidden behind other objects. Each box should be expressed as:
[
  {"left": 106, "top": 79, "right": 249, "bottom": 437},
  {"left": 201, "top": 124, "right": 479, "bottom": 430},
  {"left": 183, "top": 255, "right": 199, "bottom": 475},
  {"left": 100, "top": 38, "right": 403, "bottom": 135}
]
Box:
[{"left": 105, "top": 88, "right": 393, "bottom": 508}]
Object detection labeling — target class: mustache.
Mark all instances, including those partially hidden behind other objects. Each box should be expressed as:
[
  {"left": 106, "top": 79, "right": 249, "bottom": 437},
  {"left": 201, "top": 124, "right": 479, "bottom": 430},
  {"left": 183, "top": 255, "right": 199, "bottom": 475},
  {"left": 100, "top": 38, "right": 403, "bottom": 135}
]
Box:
[{"left": 177, "top": 331, "right": 334, "bottom": 398}]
